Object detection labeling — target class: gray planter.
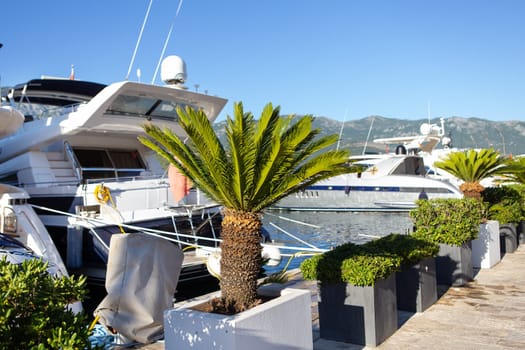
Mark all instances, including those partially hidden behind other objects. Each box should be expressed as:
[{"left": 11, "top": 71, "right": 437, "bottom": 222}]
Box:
[
  {"left": 318, "top": 273, "right": 397, "bottom": 347},
  {"left": 500, "top": 223, "right": 518, "bottom": 257},
  {"left": 435, "top": 242, "right": 472, "bottom": 286},
  {"left": 395, "top": 257, "right": 437, "bottom": 313},
  {"left": 518, "top": 221, "right": 525, "bottom": 245}
]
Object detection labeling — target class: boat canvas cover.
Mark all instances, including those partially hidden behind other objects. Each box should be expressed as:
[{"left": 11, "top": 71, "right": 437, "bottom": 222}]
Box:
[{"left": 94, "top": 232, "right": 183, "bottom": 343}]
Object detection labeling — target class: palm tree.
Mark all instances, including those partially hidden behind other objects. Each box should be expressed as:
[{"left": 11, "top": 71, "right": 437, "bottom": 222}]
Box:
[
  {"left": 434, "top": 148, "right": 514, "bottom": 198},
  {"left": 139, "top": 102, "right": 350, "bottom": 311}
]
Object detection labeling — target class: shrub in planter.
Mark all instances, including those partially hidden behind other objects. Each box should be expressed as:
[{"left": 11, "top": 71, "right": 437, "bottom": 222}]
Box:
[
  {"left": 482, "top": 185, "right": 524, "bottom": 254},
  {"left": 300, "top": 242, "right": 401, "bottom": 286},
  {"left": 482, "top": 186, "right": 523, "bottom": 224},
  {"left": 509, "top": 184, "right": 525, "bottom": 245},
  {"left": 0, "top": 257, "right": 95, "bottom": 349},
  {"left": 366, "top": 234, "right": 439, "bottom": 312},
  {"left": 365, "top": 234, "right": 439, "bottom": 266},
  {"left": 300, "top": 241, "right": 401, "bottom": 346},
  {"left": 410, "top": 198, "right": 484, "bottom": 286},
  {"left": 410, "top": 198, "right": 484, "bottom": 246},
  {"left": 300, "top": 234, "right": 438, "bottom": 295}
]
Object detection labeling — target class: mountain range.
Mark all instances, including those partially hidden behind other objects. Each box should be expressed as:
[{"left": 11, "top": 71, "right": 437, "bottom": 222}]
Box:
[{"left": 213, "top": 116, "right": 525, "bottom": 156}]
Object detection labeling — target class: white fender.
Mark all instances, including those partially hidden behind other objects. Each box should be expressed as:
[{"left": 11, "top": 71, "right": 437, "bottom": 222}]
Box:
[
  {"left": 0, "top": 106, "right": 24, "bottom": 137},
  {"left": 206, "top": 250, "right": 221, "bottom": 279},
  {"left": 262, "top": 245, "right": 282, "bottom": 267}
]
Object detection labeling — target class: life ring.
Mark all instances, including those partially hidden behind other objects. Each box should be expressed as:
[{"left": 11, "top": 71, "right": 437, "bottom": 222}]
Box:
[{"left": 94, "top": 184, "right": 110, "bottom": 203}]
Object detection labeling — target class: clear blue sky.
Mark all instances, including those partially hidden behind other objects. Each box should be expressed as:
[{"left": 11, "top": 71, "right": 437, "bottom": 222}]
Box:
[{"left": 1, "top": 1, "right": 524, "bottom": 122}]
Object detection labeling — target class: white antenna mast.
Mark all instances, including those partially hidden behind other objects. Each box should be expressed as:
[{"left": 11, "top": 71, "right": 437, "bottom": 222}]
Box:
[
  {"left": 126, "top": 0, "right": 154, "bottom": 80},
  {"left": 152, "top": 0, "right": 184, "bottom": 84},
  {"left": 362, "top": 116, "right": 375, "bottom": 155},
  {"left": 336, "top": 108, "right": 348, "bottom": 151}
]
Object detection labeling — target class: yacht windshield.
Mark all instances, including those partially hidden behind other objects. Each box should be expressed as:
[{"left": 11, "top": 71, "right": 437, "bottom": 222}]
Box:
[{"left": 106, "top": 94, "right": 195, "bottom": 122}]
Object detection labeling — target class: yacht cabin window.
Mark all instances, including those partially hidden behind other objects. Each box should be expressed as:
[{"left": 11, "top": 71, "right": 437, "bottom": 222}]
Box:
[
  {"left": 391, "top": 157, "right": 425, "bottom": 176},
  {"left": 73, "top": 148, "right": 145, "bottom": 180},
  {"left": 105, "top": 94, "right": 196, "bottom": 122}
]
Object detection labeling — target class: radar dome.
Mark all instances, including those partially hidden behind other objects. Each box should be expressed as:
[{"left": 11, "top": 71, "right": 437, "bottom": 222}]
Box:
[
  {"left": 161, "top": 55, "right": 187, "bottom": 85},
  {"left": 420, "top": 123, "right": 431, "bottom": 135}
]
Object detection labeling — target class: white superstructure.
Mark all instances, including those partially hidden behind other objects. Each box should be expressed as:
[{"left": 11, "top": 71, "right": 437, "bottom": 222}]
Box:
[{"left": 0, "top": 56, "right": 228, "bottom": 283}]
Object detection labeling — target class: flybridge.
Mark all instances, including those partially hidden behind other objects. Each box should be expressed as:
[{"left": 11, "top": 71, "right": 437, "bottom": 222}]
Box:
[
  {"left": 3, "top": 78, "right": 227, "bottom": 125},
  {"left": 373, "top": 118, "right": 447, "bottom": 154},
  {"left": 6, "top": 79, "right": 106, "bottom": 107}
]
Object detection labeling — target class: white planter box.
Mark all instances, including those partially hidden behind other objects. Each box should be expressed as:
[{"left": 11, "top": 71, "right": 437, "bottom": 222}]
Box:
[
  {"left": 472, "top": 220, "right": 500, "bottom": 269},
  {"left": 164, "top": 287, "right": 313, "bottom": 349}
]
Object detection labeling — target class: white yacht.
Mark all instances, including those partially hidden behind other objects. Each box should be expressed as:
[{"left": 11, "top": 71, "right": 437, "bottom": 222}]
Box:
[
  {"left": 0, "top": 56, "right": 228, "bottom": 283},
  {"left": 273, "top": 119, "right": 463, "bottom": 212},
  {"left": 0, "top": 105, "right": 83, "bottom": 311},
  {"left": 0, "top": 183, "right": 68, "bottom": 277}
]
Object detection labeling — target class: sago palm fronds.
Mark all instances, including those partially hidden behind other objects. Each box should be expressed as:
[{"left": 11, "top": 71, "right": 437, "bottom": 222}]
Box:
[
  {"left": 495, "top": 156, "right": 525, "bottom": 185},
  {"left": 434, "top": 148, "right": 515, "bottom": 198},
  {"left": 434, "top": 148, "right": 512, "bottom": 183},
  {"left": 139, "top": 102, "right": 350, "bottom": 311}
]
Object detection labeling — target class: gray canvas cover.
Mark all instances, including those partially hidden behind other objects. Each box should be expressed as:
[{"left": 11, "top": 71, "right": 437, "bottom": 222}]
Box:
[{"left": 94, "top": 232, "right": 183, "bottom": 343}]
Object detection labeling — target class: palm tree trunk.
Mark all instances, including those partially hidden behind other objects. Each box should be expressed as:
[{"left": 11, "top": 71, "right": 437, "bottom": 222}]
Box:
[
  {"left": 459, "top": 182, "right": 484, "bottom": 199},
  {"left": 219, "top": 208, "right": 262, "bottom": 310}
]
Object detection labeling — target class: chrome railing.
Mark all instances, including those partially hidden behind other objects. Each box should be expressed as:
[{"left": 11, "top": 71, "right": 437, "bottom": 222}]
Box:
[{"left": 63, "top": 141, "right": 82, "bottom": 181}]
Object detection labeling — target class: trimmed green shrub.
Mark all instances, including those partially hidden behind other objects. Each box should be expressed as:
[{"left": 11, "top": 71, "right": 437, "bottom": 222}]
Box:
[
  {"left": 301, "top": 234, "right": 438, "bottom": 286},
  {"left": 365, "top": 234, "right": 439, "bottom": 266},
  {"left": 482, "top": 186, "right": 524, "bottom": 224},
  {"left": 339, "top": 254, "right": 401, "bottom": 286},
  {"left": 0, "top": 257, "right": 97, "bottom": 349},
  {"left": 410, "top": 198, "right": 484, "bottom": 246},
  {"left": 300, "top": 242, "right": 361, "bottom": 284}
]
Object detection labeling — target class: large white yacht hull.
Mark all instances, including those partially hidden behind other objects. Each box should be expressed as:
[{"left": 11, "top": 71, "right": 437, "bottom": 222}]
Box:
[{"left": 273, "top": 173, "right": 462, "bottom": 212}]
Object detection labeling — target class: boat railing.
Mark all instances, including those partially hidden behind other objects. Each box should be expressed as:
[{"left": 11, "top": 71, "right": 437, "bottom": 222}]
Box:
[
  {"left": 16, "top": 174, "right": 167, "bottom": 190},
  {"left": 15, "top": 101, "right": 83, "bottom": 121},
  {"left": 41, "top": 103, "right": 82, "bottom": 119},
  {"left": 18, "top": 178, "right": 80, "bottom": 188},
  {"left": 63, "top": 141, "right": 82, "bottom": 181},
  {"left": 15, "top": 173, "right": 164, "bottom": 188},
  {"left": 82, "top": 173, "right": 169, "bottom": 185}
]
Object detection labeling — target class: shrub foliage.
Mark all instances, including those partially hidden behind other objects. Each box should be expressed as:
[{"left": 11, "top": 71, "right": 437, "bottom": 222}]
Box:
[
  {"left": 410, "top": 198, "right": 484, "bottom": 246},
  {"left": 482, "top": 186, "right": 524, "bottom": 224},
  {"left": 0, "top": 257, "right": 95, "bottom": 349},
  {"left": 300, "top": 234, "right": 438, "bottom": 286}
]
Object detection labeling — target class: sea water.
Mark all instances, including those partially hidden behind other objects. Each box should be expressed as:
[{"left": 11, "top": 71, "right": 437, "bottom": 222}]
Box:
[{"left": 262, "top": 211, "right": 414, "bottom": 274}]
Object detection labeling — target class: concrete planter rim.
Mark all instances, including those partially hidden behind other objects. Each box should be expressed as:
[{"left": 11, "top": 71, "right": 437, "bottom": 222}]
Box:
[{"left": 164, "top": 286, "right": 313, "bottom": 349}]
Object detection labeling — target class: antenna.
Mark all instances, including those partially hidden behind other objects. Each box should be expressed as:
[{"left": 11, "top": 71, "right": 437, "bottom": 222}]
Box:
[
  {"left": 427, "top": 100, "right": 431, "bottom": 123},
  {"left": 151, "top": 0, "right": 184, "bottom": 84},
  {"left": 0, "top": 43, "right": 3, "bottom": 92},
  {"left": 126, "top": 0, "right": 154, "bottom": 80},
  {"left": 362, "top": 116, "right": 375, "bottom": 155},
  {"left": 336, "top": 108, "right": 348, "bottom": 151}
]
